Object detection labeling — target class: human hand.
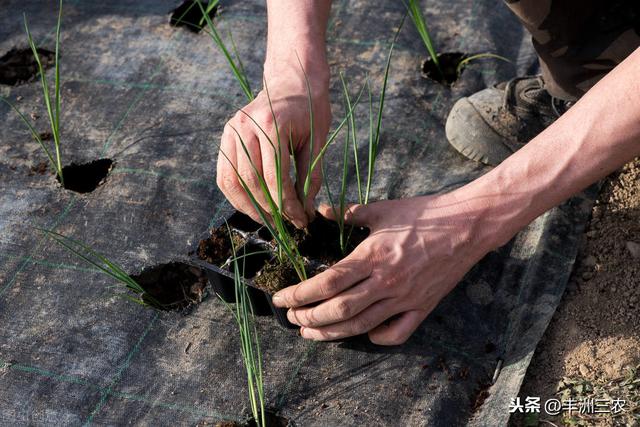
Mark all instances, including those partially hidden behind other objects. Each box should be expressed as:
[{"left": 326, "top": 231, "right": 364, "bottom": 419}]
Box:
[
  {"left": 216, "top": 63, "right": 331, "bottom": 229},
  {"left": 271, "top": 193, "right": 499, "bottom": 345}
]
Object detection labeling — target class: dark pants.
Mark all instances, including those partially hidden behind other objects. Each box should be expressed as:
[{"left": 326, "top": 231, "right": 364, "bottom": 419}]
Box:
[{"left": 504, "top": 0, "right": 640, "bottom": 100}]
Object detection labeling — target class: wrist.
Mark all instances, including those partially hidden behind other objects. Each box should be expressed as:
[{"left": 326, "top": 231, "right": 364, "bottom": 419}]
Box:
[
  {"left": 264, "top": 44, "right": 330, "bottom": 93},
  {"left": 446, "top": 177, "right": 527, "bottom": 254}
]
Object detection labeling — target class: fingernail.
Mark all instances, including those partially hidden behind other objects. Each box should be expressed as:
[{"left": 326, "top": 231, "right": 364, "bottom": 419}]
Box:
[
  {"left": 272, "top": 293, "right": 284, "bottom": 307},
  {"left": 299, "top": 327, "right": 307, "bottom": 338}
]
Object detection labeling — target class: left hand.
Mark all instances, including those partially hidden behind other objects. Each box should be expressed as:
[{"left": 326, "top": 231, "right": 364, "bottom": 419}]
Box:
[{"left": 271, "top": 193, "right": 496, "bottom": 345}]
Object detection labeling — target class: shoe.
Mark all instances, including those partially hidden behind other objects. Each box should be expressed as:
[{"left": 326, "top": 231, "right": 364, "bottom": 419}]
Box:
[{"left": 445, "top": 76, "right": 573, "bottom": 166}]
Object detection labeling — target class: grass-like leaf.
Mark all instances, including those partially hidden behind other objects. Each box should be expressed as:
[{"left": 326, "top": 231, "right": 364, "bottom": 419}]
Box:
[
  {"left": 38, "top": 227, "right": 164, "bottom": 310},
  {"left": 404, "top": 0, "right": 441, "bottom": 78},
  {"left": 218, "top": 223, "right": 266, "bottom": 427},
  {"left": 363, "top": 17, "right": 403, "bottom": 204},
  {"left": 197, "top": 0, "right": 253, "bottom": 101},
  {"left": 1, "top": 0, "right": 65, "bottom": 184},
  {"left": 455, "top": 52, "right": 511, "bottom": 77}
]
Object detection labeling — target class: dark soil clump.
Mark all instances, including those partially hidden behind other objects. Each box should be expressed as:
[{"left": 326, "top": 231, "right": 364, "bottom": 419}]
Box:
[
  {"left": 57, "top": 158, "right": 113, "bottom": 193},
  {"left": 197, "top": 226, "right": 244, "bottom": 266},
  {"left": 0, "top": 47, "right": 55, "bottom": 86},
  {"left": 421, "top": 52, "right": 467, "bottom": 86},
  {"left": 131, "top": 262, "right": 208, "bottom": 311},
  {"left": 254, "top": 259, "right": 302, "bottom": 294},
  {"left": 29, "top": 161, "right": 48, "bottom": 176},
  {"left": 169, "top": 0, "right": 218, "bottom": 33}
]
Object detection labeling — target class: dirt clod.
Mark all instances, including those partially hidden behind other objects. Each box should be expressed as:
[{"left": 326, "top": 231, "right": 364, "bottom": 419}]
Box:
[{"left": 197, "top": 226, "right": 244, "bottom": 266}]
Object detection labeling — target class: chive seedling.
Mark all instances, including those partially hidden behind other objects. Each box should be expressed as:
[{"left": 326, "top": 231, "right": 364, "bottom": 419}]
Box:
[
  {"left": 323, "top": 72, "right": 358, "bottom": 255},
  {"left": 172, "top": 0, "right": 220, "bottom": 31},
  {"left": 1, "top": 0, "right": 65, "bottom": 184},
  {"left": 219, "top": 224, "right": 266, "bottom": 427},
  {"left": 38, "top": 228, "right": 164, "bottom": 310},
  {"left": 404, "top": 0, "right": 442, "bottom": 79},
  {"left": 196, "top": 0, "right": 254, "bottom": 101},
  {"left": 404, "top": 2, "right": 511, "bottom": 83},
  {"left": 455, "top": 52, "right": 511, "bottom": 77},
  {"left": 219, "top": 71, "right": 361, "bottom": 282}
]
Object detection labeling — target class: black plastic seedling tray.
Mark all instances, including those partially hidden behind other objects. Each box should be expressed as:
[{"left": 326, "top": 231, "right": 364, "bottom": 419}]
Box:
[
  {"left": 192, "top": 210, "right": 369, "bottom": 329},
  {"left": 191, "top": 211, "right": 300, "bottom": 329}
]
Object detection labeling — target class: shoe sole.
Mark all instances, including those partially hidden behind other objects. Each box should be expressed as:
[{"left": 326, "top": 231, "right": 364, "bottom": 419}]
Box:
[{"left": 445, "top": 97, "right": 514, "bottom": 167}]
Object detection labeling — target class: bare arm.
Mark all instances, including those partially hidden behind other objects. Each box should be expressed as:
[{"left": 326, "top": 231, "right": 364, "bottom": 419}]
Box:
[
  {"left": 274, "top": 47, "right": 640, "bottom": 345},
  {"left": 468, "top": 47, "right": 640, "bottom": 249},
  {"left": 217, "top": 1, "right": 332, "bottom": 228}
]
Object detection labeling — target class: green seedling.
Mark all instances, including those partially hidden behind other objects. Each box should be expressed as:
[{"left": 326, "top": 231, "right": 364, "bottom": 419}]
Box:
[
  {"left": 322, "top": 73, "right": 358, "bottom": 255},
  {"left": 1, "top": 0, "right": 64, "bottom": 184},
  {"left": 38, "top": 228, "right": 164, "bottom": 310},
  {"left": 219, "top": 224, "right": 266, "bottom": 427},
  {"left": 322, "top": 23, "right": 400, "bottom": 254},
  {"left": 197, "top": 0, "right": 253, "bottom": 101},
  {"left": 404, "top": 1, "right": 511, "bottom": 81},
  {"left": 455, "top": 52, "right": 511, "bottom": 77},
  {"left": 172, "top": 0, "right": 220, "bottom": 30},
  {"left": 404, "top": 0, "right": 441, "bottom": 78},
  {"left": 220, "top": 70, "right": 361, "bottom": 281}
]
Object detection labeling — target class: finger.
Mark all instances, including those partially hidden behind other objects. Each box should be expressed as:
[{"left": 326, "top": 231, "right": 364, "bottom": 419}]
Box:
[
  {"left": 368, "top": 309, "right": 428, "bottom": 346},
  {"left": 317, "top": 202, "right": 377, "bottom": 228},
  {"left": 299, "top": 298, "right": 401, "bottom": 341},
  {"left": 217, "top": 130, "right": 264, "bottom": 225},
  {"left": 271, "top": 252, "right": 372, "bottom": 308},
  {"left": 258, "top": 131, "right": 307, "bottom": 229},
  {"left": 287, "top": 276, "right": 390, "bottom": 327},
  {"left": 233, "top": 128, "right": 273, "bottom": 224}
]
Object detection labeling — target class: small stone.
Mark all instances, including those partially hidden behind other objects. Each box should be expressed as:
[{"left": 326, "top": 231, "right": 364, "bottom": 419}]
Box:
[
  {"left": 625, "top": 241, "right": 640, "bottom": 259},
  {"left": 582, "top": 271, "right": 593, "bottom": 281},
  {"left": 583, "top": 255, "right": 597, "bottom": 267},
  {"left": 579, "top": 364, "right": 590, "bottom": 377}
]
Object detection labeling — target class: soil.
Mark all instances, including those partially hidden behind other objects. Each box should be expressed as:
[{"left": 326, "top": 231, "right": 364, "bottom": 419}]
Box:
[
  {"left": 57, "top": 158, "right": 113, "bottom": 193},
  {"left": 169, "top": 0, "right": 218, "bottom": 34},
  {"left": 515, "top": 158, "right": 640, "bottom": 426},
  {"left": 245, "top": 411, "right": 289, "bottom": 427},
  {"left": 197, "top": 226, "right": 245, "bottom": 266},
  {"left": 253, "top": 258, "right": 302, "bottom": 294},
  {"left": 130, "top": 262, "right": 209, "bottom": 311},
  {"left": 421, "top": 52, "right": 467, "bottom": 86},
  {"left": 0, "top": 47, "right": 55, "bottom": 86},
  {"left": 209, "top": 411, "right": 289, "bottom": 427},
  {"left": 298, "top": 213, "right": 370, "bottom": 265},
  {"left": 28, "top": 160, "right": 48, "bottom": 176}
]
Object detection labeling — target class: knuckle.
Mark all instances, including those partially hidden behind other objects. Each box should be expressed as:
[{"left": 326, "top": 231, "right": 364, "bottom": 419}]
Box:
[
  {"left": 333, "top": 299, "right": 353, "bottom": 319},
  {"left": 320, "top": 273, "right": 340, "bottom": 297},
  {"left": 217, "top": 173, "right": 236, "bottom": 192},
  {"left": 263, "top": 167, "right": 279, "bottom": 187},
  {"left": 254, "top": 110, "right": 274, "bottom": 128},
  {"left": 351, "top": 316, "right": 373, "bottom": 335}
]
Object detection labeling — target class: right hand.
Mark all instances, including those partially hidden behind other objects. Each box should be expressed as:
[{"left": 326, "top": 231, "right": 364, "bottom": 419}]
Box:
[{"left": 217, "top": 64, "right": 331, "bottom": 228}]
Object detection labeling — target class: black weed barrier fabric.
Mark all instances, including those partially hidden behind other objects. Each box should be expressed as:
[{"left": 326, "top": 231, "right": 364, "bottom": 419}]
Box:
[{"left": 0, "top": 0, "right": 596, "bottom": 425}]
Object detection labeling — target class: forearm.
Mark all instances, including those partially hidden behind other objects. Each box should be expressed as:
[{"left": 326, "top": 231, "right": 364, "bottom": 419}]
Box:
[
  {"left": 264, "top": 0, "right": 331, "bottom": 86},
  {"left": 463, "top": 47, "right": 640, "bottom": 250}
]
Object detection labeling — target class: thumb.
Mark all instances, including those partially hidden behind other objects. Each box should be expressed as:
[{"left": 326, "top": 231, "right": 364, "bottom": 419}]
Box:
[{"left": 318, "top": 203, "right": 376, "bottom": 227}]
